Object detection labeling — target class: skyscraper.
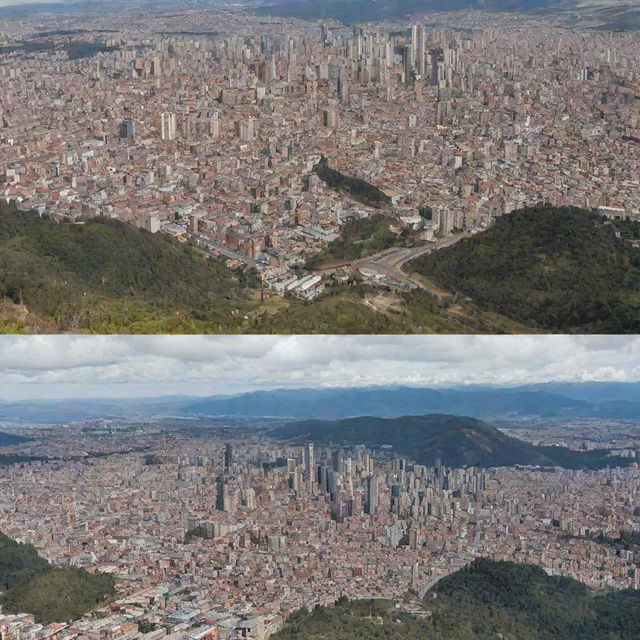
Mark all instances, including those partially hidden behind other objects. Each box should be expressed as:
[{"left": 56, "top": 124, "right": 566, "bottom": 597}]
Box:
[
  {"left": 332, "top": 449, "right": 344, "bottom": 474},
  {"left": 366, "top": 476, "right": 378, "bottom": 516},
  {"left": 404, "top": 45, "right": 415, "bottom": 87},
  {"left": 160, "top": 112, "right": 176, "bottom": 141},
  {"left": 210, "top": 111, "right": 220, "bottom": 138},
  {"left": 287, "top": 457, "right": 297, "bottom": 488},
  {"left": 224, "top": 443, "right": 234, "bottom": 472},
  {"left": 238, "top": 116, "right": 254, "bottom": 142},
  {"left": 412, "top": 23, "right": 426, "bottom": 77},
  {"left": 318, "top": 464, "right": 329, "bottom": 495},
  {"left": 215, "top": 474, "right": 228, "bottom": 511},
  {"left": 322, "top": 109, "right": 338, "bottom": 128},
  {"left": 119, "top": 118, "right": 135, "bottom": 140},
  {"left": 303, "top": 443, "right": 314, "bottom": 482},
  {"left": 328, "top": 469, "right": 339, "bottom": 500},
  {"left": 337, "top": 66, "right": 350, "bottom": 105}
]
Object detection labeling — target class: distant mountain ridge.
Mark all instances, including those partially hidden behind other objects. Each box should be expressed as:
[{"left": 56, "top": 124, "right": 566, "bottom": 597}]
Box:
[
  {"left": 1, "top": 383, "right": 638, "bottom": 423},
  {"left": 268, "top": 413, "right": 631, "bottom": 468},
  {"left": 184, "top": 384, "right": 638, "bottom": 420}
]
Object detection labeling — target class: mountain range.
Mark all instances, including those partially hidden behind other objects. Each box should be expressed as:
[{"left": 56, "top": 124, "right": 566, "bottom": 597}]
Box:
[
  {"left": 254, "top": 0, "right": 640, "bottom": 31},
  {"left": 1, "top": 383, "right": 638, "bottom": 423},
  {"left": 184, "top": 383, "right": 640, "bottom": 420},
  {"left": 255, "top": 0, "right": 568, "bottom": 24}
]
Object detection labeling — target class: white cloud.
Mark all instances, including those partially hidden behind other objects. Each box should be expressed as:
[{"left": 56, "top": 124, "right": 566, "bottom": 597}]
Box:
[{"left": 0, "top": 335, "right": 638, "bottom": 401}]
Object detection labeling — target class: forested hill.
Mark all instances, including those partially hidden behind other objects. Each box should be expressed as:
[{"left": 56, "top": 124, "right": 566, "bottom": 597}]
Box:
[
  {"left": 0, "top": 531, "right": 115, "bottom": 623},
  {"left": 271, "top": 558, "right": 640, "bottom": 640},
  {"left": 412, "top": 205, "right": 640, "bottom": 333},
  {"left": 0, "top": 202, "right": 248, "bottom": 333},
  {"left": 269, "top": 414, "right": 633, "bottom": 469},
  {"left": 0, "top": 531, "right": 50, "bottom": 591}
]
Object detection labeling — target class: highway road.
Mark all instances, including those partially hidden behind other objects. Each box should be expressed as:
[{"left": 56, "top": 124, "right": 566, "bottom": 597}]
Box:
[{"left": 353, "top": 231, "right": 472, "bottom": 290}]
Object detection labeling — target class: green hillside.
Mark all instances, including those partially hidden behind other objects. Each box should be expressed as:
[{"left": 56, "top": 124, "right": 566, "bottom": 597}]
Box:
[
  {"left": 272, "top": 559, "right": 640, "bottom": 640},
  {"left": 427, "top": 558, "right": 640, "bottom": 640},
  {"left": 1, "top": 566, "right": 115, "bottom": 623},
  {"left": 249, "top": 286, "right": 485, "bottom": 334},
  {"left": 412, "top": 205, "right": 640, "bottom": 333},
  {"left": 0, "top": 531, "right": 49, "bottom": 591},
  {"left": 5, "top": 201, "right": 638, "bottom": 334},
  {"left": 250, "top": 288, "right": 403, "bottom": 333},
  {"left": 0, "top": 531, "right": 115, "bottom": 623},
  {"left": 270, "top": 414, "right": 631, "bottom": 469},
  {"left": 0, "top": 454, "right": 45, "bottom": 467},
  {"left": 0, "top": 202, "right": 248, "bottom": 333},
  {"left": 313, "top": 159, "right": 391, "bottom": 209}
]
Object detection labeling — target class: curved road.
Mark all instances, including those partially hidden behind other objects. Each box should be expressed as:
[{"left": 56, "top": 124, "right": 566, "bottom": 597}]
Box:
[
  {"left": 353, "top": 231, "right": 472, "bottom": 290},
  {"left": 418, "top": 575, "right": 445, "bottom": 599}
]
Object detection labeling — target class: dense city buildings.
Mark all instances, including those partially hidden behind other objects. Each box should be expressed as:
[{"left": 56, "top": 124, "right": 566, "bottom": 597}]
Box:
[
  {"left": 1, "top": 5, "right": 639, "bottom": 294},
  {"left": 1, "top": 419, "right": 639, "bottom": 640}
]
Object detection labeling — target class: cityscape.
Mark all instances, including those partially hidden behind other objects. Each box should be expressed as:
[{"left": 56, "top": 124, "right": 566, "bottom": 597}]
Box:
[
  {"left": 0, "top": 335, "right": 639, "bottom": 639},
  {"left": 1, "top": 0, "right": 640, "bottom": 635},
  {"left": 1, "top": 2, "right": 639, "bottom": 300}
]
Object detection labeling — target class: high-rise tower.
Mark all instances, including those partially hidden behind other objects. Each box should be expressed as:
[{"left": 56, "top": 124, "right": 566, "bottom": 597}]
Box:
[{"left": 160, "top": 112, "right": 176, "bottom": 141}]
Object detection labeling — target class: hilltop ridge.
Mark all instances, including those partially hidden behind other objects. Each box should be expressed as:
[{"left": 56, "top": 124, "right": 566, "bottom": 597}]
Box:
[
  {"left": 412, "top": 205, "right": 640, "bottom": 333},
  {"left": 0, "top": 202, "right": 248, "bottom": 333},
  {"left": 269, "top": 413, "right": 633, "bottom": 469}
]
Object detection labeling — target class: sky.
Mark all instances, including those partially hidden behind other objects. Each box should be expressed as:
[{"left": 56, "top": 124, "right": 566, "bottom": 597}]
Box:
[{"left": 0, "top": 335, "right": 638, "bottom": 401}]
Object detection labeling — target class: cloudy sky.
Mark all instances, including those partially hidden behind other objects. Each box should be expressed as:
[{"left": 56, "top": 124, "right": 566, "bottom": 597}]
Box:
[{"left": 0, "top": 335, "right": 638, "bottom": 400}]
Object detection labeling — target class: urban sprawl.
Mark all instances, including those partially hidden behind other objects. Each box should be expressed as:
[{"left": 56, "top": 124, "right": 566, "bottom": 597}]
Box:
[
  {"left": 1, "top": 7, "right": 640, "bottom": 294},
  {"left": 1, "top": 423, "right": 639, "bottom": 640}
]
